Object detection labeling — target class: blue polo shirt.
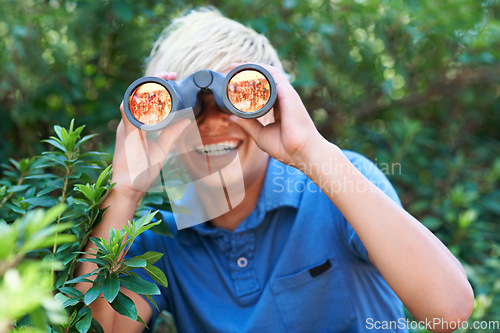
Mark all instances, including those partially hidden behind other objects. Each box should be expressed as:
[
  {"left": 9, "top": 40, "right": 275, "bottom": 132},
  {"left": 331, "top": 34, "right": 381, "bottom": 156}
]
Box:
[{"left": 127, "top": 151, "right": 407, "bottom": 332}]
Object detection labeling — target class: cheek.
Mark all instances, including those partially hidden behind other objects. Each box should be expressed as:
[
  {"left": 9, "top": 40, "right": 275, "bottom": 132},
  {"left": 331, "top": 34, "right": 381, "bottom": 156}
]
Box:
[
  {"left": 175, "top": 131, "right": 197, "bottom": 155},
  {"left": 241, "top": 132, "right": 260, "bottom": 156},
  {"left": 240, "top": 136, "right": 268, "bottom": 175}
]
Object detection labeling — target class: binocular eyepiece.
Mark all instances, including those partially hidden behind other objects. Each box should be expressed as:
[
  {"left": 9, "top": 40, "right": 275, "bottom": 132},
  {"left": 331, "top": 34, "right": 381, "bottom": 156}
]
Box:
[{"left": 123, "top": 64, "right": 277, "bottom": 131}]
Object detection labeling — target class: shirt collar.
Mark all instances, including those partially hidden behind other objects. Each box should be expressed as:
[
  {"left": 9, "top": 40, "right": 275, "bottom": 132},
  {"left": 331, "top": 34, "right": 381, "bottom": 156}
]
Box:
[{"left": 178, "top": 157, "right": 305, "bottom": 241}]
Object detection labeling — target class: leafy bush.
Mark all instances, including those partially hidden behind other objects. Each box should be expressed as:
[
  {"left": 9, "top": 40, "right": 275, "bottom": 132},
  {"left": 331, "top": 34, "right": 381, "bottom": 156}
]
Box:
[
  {"left": 0, "top": 121, "right": 168, "bottom": 332},
  {"left": 1, "top": 0, "right": 499, "bottom": 332}
]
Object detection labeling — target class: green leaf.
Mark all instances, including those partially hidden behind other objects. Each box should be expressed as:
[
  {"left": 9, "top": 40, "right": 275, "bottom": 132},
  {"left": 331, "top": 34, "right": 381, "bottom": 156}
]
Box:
[
  {"left": 122, "top": 258, "right": 147, "bottom": 268},
  {"left": 64, "top": 267, "right": 103, "bottom": 285},
  {"left": 103, "top": 273, "right": 120, "bottom": 303},
  {"left": 40, "top": 154, "right": 67, "bottom": 167},
  {"left": 90, "top": 237, "right": 110, "bottom": 254},
  {"left": 0, "top": 226, "right": 17, "bottom": 259},
  {"left": 84, "top": 284, "right": 103, "bottom": 306},
  {"left": 102, "top": 253, "right": 117, "bottom": 263},
  {"left": 68, "top": 309, "right": 78, "bottom": 326},
  {"left": 29, "top": 307, "right": 48, "bottom": 330},
  {"left": 21, "top": 196, "right": 57, "bottom": 207},
  {"left": 110, "top": 292, "right": 137, "bottom": 321},
  {"left": 43, "top": 138, "right": 67, "bottom": 153},
  {"left": 37, "top": 204, "right": 67, "bottom": 229},
  {"left": 135, "top": 251, "right": 163, "bottom": 265},
  {"left": 54, "top": 125, "right": 63, "bottom": 142},
  {"left": 78, "top": 257, "right": 109, "bottom": 266},
  {"left": 123, "top": 224, "right": 134, "bottom": 238},
  {"left": 134, "top": 211, "right": 158, "bottom": 233},
  {"left": 144, "top": 294, "right": 159, "bottom": 312},
  {"left": 59, "top": 287, "right": 83, "bottom": 298},
  {"left": 8, "top": 158, "right": 20, "bottom": 171},
  {"left": 7, "top": 184, "right": 31, "bottom": 193},
  {"left": 75, "top": 134, "right": 98, "bottom": 150},
  {"left": 37, "top": 182, "right": 63, "bottom": 196},
  {"left": 75, "top": 184, "right": 94, "bottom": 202},
  {"left": 31, "top": 221, "right": 75, "bottom": 240},
  {"left": 24, "top": 174, "right": 58, "bottom": 180},
  {"left": 55, "top": 292, "right": 71, "bottom": 304},
  {"left": 137, "top": 315, "right": 148, "bottom": 328},
  {"left": 91, "top": 318, "right": 105, "bottom": 333},
  {"left": 94, "top": 270, "right": 107, "bottom": 285},
  {"left": 10, "top": 205, "right": 27, "bottom": 215},
  {"left": 80, "top": 151, "right": 108, "bottom": 158},
  {"left": 119, "top": 274, "right": 160, "bottom": 295},
  {"left": 150, "top": 220, "right": 173, "bottom": 237},
  {"left": 21, "top": 234, "right": 77, "bottom": 252},
  {"left": 136, "top": 220, "right": 162, "bottom": 237},
  {"left": 95, "top": 165, "right": 112, "bottom": 188},
  {"left": 63, "top": 254, "right": 78, "bottom": 266},
  {"left": 144, "top": 264, "right": 168, "bottom": 288},
  {"left": 75, "top": 307, "right": 92, "bottom": 333},
  {"left": 62, "top": 296, "right": 81, "bottom": 308}
]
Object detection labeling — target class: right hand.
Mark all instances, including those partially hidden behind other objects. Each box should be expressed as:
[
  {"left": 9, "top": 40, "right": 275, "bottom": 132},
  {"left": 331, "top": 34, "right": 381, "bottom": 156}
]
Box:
[{"left": 111, "top": 72, "right": 191, "bottom": 199}]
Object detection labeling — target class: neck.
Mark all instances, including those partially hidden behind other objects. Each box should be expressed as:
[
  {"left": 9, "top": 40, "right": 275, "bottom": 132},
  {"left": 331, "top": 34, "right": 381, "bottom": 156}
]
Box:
[{"left": 210, "top": 158, "right": 268, "bottom": 232}]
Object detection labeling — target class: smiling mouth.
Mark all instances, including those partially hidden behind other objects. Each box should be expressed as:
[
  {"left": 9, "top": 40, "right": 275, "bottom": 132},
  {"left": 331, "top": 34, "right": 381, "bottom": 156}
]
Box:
[{"left": 194, "top": 140, "right": 242, "bottom": 157}]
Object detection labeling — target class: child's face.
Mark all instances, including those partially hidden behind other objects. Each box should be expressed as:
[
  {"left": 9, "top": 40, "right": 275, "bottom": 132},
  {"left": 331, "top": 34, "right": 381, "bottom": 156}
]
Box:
[{"left": 177, "top": 92, "right": 270, "bottom": 193}]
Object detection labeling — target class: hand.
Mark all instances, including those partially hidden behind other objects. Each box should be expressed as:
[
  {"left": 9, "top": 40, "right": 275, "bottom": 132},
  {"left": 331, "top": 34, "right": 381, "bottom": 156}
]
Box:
[
  {"left": 111, "top": 72, "right": 191, "bottom": 198},
  {"left": 228, "top": 64, "right": 327, "bottom": 170}
]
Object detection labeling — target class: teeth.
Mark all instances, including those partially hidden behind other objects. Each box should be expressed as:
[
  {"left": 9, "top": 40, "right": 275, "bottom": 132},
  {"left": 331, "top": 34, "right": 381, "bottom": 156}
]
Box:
[{"left": 194, "top": 141, "right": 239, "bottom": 156}]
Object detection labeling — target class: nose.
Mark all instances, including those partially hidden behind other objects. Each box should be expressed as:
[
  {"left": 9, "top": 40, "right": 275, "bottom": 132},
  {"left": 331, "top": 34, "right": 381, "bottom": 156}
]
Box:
[{"left": 197, "top": 94, "right": 231, "bottom": 132}]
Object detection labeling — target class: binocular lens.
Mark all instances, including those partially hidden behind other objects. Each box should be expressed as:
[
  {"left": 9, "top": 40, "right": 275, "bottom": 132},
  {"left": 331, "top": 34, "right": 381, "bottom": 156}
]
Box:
[
  {"left": 227, "top": 70, "right": 271, "bottom": 113},
  {"left": 129, "top": 83, "right": 172, "bottom": 125}
]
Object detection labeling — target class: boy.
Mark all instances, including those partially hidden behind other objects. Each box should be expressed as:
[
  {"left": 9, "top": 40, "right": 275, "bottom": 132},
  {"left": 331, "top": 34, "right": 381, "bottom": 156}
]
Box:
[{"left": 78, "top": 8, "right": 473, "bottom": 332}]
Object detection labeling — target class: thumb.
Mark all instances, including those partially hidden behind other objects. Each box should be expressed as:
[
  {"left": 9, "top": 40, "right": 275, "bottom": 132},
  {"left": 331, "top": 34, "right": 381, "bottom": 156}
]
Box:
[{"left": 229, "top": 115, "right": 264, "bottom": 141}]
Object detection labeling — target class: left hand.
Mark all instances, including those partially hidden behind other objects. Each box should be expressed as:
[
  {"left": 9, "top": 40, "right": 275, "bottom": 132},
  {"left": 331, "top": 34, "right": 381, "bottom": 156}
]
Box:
[{"left": 228, "top": 64, "right": 327, "bottom": 169}]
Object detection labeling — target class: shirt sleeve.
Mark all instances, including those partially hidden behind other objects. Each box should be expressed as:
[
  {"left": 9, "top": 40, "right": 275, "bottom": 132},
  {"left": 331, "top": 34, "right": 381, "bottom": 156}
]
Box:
[{"left": 338, "top": 150, "right": 402, "bottom": 262}]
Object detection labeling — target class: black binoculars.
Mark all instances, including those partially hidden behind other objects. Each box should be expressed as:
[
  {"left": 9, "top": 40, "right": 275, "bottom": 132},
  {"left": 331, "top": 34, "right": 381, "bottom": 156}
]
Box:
[{"left": 123, "top": 64, "right": 277, "bottom": 131}]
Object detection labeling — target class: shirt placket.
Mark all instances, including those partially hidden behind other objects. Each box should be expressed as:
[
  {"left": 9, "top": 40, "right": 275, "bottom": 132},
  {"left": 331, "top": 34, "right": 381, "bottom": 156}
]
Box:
[{"left": 228, "top": 231, "right": 260, "bottom": 297}]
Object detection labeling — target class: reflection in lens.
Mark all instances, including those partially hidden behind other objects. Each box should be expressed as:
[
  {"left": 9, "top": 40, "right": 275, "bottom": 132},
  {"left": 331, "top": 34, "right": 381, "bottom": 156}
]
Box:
[
  {"left": 129, "top": 83, "right": 172, "bottom": 124},
  {"left": 227, "top": 70, "right": 271, "bottom": 113}
]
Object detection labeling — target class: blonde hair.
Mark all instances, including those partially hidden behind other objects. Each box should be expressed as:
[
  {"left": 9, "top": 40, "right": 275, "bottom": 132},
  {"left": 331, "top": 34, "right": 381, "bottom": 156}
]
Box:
[{"left": 145, "top": 7, "right": 283, "bottom": 79}]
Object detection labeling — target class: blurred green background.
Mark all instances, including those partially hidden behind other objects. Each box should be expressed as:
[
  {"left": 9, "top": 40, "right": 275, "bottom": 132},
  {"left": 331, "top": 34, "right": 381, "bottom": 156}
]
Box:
[{"left": 1, "top": 0, "right": 499, "bottom": 330}]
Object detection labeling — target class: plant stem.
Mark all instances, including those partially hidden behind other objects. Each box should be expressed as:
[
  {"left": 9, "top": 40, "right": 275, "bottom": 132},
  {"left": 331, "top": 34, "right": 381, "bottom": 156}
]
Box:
[
  {"left": 0, "top": 254, "right": 24, "bottom": 278},
  {"left": 52, "top": 167, "right": 71, "bottom": 255},
  {"left": 51, "top": 165, "right": 72, "bottom": 281},
  {"left": 64, "top": 212, "right": 95, "bottom": 284}
]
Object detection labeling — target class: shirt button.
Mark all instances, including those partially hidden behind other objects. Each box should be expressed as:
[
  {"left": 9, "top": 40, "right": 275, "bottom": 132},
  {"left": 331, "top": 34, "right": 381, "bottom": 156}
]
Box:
[{"left": 237, "top": 257, "right": 248, "bottom": 268}]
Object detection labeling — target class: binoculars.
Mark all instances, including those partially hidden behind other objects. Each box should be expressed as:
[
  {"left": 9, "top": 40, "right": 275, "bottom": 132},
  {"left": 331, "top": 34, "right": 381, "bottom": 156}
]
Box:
[{"left": 123, "top": 64, "right": 277, "bottom": 131}]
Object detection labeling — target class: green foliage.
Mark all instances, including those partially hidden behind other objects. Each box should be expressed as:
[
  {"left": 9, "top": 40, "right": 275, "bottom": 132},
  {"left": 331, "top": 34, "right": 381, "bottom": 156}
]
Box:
[
  {"left": 1, "top": 0, "right": 499, "bottom": 331},
  {"left": 58, "top": 212, "right": 166, "bottom": 330},
  {"left": 0, "top": 206, "right": 71, "bottom": 332},
  {"left": 0, "top": 121, "right": 168, "bottom": 332}
]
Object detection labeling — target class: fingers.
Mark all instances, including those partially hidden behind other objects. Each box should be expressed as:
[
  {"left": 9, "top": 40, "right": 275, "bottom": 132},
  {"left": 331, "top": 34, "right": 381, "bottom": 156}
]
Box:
[
  {"left": 255, "top": 64, "right": 299, "bottom": 102},
  {"left": 156, "top": 118, "right": 192, "bottom": 154},
  {"left": 155, "top": 72, "right": 177, "bottom": 81},
  {"left": 229, "top": 116, "right": 264, "bottom": 142},
  {"left": 257, "top": 65, "right": 315, "bottom": 129}
]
